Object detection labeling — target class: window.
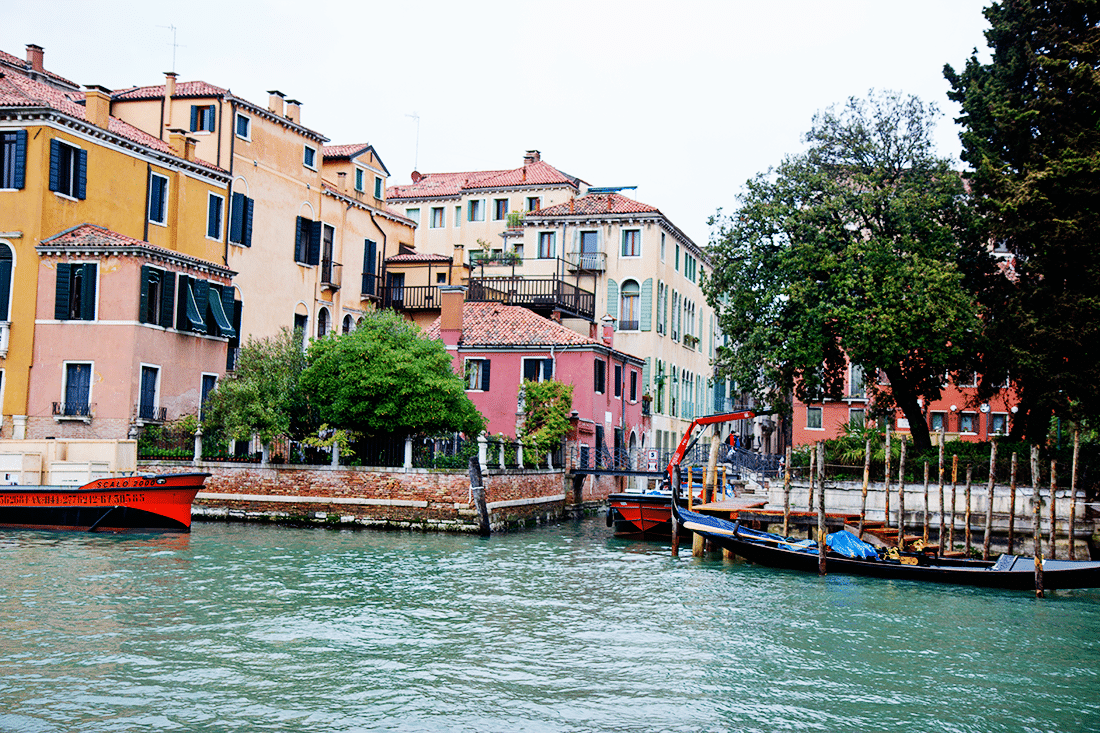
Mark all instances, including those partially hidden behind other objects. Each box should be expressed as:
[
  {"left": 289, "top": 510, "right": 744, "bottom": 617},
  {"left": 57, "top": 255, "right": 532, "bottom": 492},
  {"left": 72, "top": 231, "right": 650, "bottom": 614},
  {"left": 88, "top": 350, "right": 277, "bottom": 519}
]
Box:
[
  {"left": 622, "top": 229, "right": 641, "bottom": 257},
  {"left": 957, "top": 371, "right": 978, "bottom": 388},
  {"left": 49, "top": 139, "right": 86, "bottom": 199},
  {"left": 138, "top": 365, "right": 160, "bottom": 420},
  {"left": 174, "top": 275, "right": 207, "bottom": 333},
  {"left": 207, "top": 193, "right": 224, "bottom": 240},
  {"left": 454, "top": 206, "right": 462, "bottom": 227},
  {"left": 806, "top": 406, "right": 823, "bottom": 430},
  {"left": 406, "top": 208, "right": 421, "bottom": 226},
  {"left": 317, "top": 307, "right": 330, "bottom": 338},
  {"left": 0, "top": 244, "right": 12, "bottom": 322},
  {"left": 848, "top": 364, "right": 865, "bottom": 398},
  {"left": 465, "top": 358, "right": 491, "bottom": 391},
  {"left": 436, "top": 272, "right": 447, "bottom": 284},
  {"left": 526, "top": 196, "right": 540, "bottom": 212},
  {"left": 959, "top": 412, "right": 977, "bottom": 433},
  {"left": 139, "top": 265, "right": 175, "bottom": 327},
  {"left": 147, "top": 172, "right": 169, "bottom": 225},
  {"left": 675, "top": 244, "right": 680, "bottom": 271},
  {"left": 493, "top": 199, "right": 509, "bottom": 220},
  {"left": 430, "top": 207, "right": 445, "bottom": 228},
  {"left": 342, "top": 314, "right": 353, "bottom": 334},
  {"left": 620, "top": 280, "right": 640, "bottom": 330},
  {"left": 374, "top": 176, "right": 383, "bottom": 199},
  {"left": 54, "top": 263, "right": 96, "bottom": 321},
  {"left": 930, "top": 411, "right": 946, "bottom": 432},
  {"left": 538, "top": 232, "right": 555, "bottom": 259},
  {"left": 229, "top": 192, "right": 254, "bottom": 246},
  {"left": 206, "top": 282, "right": 236, "bottom": 338},
  {"left": 303, "top": 145, "right": 317, "bottom": 169},
  {"left": 614, "top": 364, "right": 623, "bottom": 398},
  {"left": 468, "top": 199, "right": 485, "bottom": 222},
  {"left": 235, "top": 114, "right": 250, "bottom": 140},
  {"left": 656, "top": 282, "right": 666, "bottom": 335},
  {"left": 0, "top": 130, "right": 27, "bottom": 189},
  {"left": 294, "top": 216, "right": 321, "bottom": 265},
  {"left": 660, "top": 232, "right": 666, "bottom": 261},
  {"left": 523, "top": 358, "right": 553, "bottom": 383},
  {"left": 293, "top": 313, "right": 308, "bottom": 336},
  {"left": 991, "top": 413, "right": 1008, "bottom": 435},
  {"left": 321, "top": 224, "right": 336, "bottom": 284},
  {"left": 594, "top": 358, "right": 606, "bottom": 394},
  {"left": 62, "top": 362, "right": 92, "bottom": 417},
  {"left": 630, "top": 370, "right": 638, "bottom": 402},
  {"left": 355, "top": 168, "right": 365, "bottom": 192},
  {"left": 200, "top": 374, "right": 217, "bottom": 419},
  {"left": 190, "top": 104, "right": 215, "bottom": 132},
  {"left": 362, "top": 239, "right": 378, "bottom": 296},
  {"left": 849, "top": 408, "right": 865, "bottom": 428}
]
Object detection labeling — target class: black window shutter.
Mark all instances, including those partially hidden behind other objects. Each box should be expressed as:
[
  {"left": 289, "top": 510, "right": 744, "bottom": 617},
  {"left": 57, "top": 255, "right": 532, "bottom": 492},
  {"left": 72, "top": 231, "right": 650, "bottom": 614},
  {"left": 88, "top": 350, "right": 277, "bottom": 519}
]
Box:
[
  {"left": 190, "top": 106, "right": 199, "bottom": 131},
  {"left": 243, "top": 197, "right": 253, "bottom": 246},
  {"left": 194, "top": 278, "right": 208, "bottom": 333},
  {"left": 176, "top": 274, "right": 189, "bottom": 330},
  {"left": 229, "top": 192, "right": 244, "bottom": 242},
  {"left": 75, "top": 148, "right": 87, "bottom": 200},
  {"left": 54, "top": 263, "right": 71, "bottom": 320},
  {"left": 308, "top": 220, "right": 322, "bottom": 266},
  {"left": 160, "top": 271, "right": 175, "bottom": 327},
  {"left": 139, "top": 265, "right": 151, "bottom": 323},
  {"left": 48, "top": 139, "right": 61, "bottom": 192},
  {"left": 481, "top": 360, "right": 491, "bottom": 391},
  {"left": 524, "top": 360, "right": 539, "bottom": 382},
  {"left": 13, "top": 130, "right": 26, "bottom": 189},
  {"left": 221, "top": 285, "right": 236, "bottom": 338},
  {"left": 594, "top": 359, "right": 600, "bottom": 392},
  {"left": 294, "top": 216, "right": 304, "bottom": 261},
  {"left": 544, "top": 359, "right": 554, "bottom": 380},
  {"left": 80, "top": 263, "right": 96, "bottom": 319}
]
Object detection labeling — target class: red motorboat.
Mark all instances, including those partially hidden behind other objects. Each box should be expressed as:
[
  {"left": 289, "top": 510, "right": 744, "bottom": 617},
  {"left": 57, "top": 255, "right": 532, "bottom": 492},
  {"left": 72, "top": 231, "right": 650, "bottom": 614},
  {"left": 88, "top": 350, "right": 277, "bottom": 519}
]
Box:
[{"left": 0, "top": 472, "right": 209, "bottom": 532}]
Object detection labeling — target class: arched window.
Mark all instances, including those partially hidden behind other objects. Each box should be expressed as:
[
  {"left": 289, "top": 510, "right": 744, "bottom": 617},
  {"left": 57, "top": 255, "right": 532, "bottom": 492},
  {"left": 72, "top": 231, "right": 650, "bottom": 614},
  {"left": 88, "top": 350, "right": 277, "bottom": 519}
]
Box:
[
  {"left": 317, "top": 307, "right": 330, "bottom": 338},
  {"left": 342, "top": 314, "right": 353, "bottom": 334},
  {"left": 619, "top": 280, "right": 640, "bottom": 330},
  {"left": 0, "top": 244, "right": 12, "bottom": 321}
]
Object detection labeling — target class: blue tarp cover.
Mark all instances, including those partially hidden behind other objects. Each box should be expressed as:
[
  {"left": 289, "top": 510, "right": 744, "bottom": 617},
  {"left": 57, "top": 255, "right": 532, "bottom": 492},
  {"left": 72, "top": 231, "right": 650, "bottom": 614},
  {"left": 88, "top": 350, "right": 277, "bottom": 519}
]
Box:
[{"left": 825, "top": 531, "right": 879, "bottom": 559}]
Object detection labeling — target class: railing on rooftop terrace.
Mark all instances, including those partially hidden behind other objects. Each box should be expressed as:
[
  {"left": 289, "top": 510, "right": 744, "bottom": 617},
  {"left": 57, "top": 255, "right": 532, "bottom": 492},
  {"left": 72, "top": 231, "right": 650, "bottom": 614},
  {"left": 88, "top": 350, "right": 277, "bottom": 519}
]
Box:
[{"left": 467, "top": 277, "right": 595, "bottom": 320}]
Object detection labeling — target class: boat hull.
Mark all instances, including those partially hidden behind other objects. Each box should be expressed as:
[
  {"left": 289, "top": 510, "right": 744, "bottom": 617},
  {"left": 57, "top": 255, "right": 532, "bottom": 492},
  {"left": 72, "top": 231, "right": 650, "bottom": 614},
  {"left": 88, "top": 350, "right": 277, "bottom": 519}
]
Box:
[
  {"left": 0, "top": 473, "right": 209, "bottom": 533},
  {"left": 607, "top": 493, "right": 685, "bottom": 537}
]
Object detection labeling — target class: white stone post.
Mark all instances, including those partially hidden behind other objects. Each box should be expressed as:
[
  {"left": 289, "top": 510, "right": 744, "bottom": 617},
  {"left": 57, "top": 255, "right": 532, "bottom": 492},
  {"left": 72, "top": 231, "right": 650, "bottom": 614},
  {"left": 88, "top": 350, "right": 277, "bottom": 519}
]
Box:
[
  {"left": 499, "top": 439, "right": 506, "bottom": 469},
  {"left": 12, "top": 415, "right": 26, "bottom": 440},
  {"left": 404, "top": 436, "right": 413, "bottom": 470},
  {"left": 192, "top": 427, "right": 203, "bottom": 465},
  {"left": 516, "top": 440, "right": 524, "bottom": 469},
  {"left": 331, "top": 441, "right": 340, "bottom": 467},
  {"left": 478, "top": 433, "right": 488, "bottom": 471}
]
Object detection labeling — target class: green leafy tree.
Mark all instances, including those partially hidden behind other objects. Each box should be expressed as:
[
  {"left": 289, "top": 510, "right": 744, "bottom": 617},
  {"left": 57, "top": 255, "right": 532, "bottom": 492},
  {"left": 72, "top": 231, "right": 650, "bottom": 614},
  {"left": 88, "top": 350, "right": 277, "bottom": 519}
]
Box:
[
  {"left": 705, "top": 91, "right": 991, "bottom": 451},
  {"left": 299, "top": 309, "right": 486, "bottom": 437},
  {"left": 519, "top": 379, "right": 574, "bottom": 463},
  {"left": 202, "top": 328, "right": 312, "bottom": 444},
  {"left": 945, "top": 0, "right": 1100, "bottom": 439}
]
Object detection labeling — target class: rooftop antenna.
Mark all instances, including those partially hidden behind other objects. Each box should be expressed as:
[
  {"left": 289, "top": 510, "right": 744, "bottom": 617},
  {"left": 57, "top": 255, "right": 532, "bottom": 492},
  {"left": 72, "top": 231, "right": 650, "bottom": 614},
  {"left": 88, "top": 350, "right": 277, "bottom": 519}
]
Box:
[
  {"left": 405, "top": 112, "right": 420, "bottom": 171},
  {"left": 157, "top": 24, "right": 184, "bottom": 73}
]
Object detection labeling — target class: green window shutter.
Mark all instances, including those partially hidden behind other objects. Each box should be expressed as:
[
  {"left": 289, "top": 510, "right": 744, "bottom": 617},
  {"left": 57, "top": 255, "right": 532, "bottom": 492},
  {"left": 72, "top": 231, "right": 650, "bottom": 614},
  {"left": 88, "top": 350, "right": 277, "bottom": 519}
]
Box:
[
  {"left": 481, "top": 359, "right": 491, "bottom": 391},
  {"left": 230, "top": 192, "right": 244, "bottom": 243},
  {"left": 139, "top": 265, "right": 151, "bottom": 323},
  {"left": 607, "top": 279, "right": 618, "bottom": 320},
  {"left": 193, "top": 278, "right": 208, "bottom": 333},
  {"left": 0, "top": 245, "right": 11, "bottom": 321},
  {"left": 190, "top": 106, "right": 199, "bottom": 131},
  {"left": 243, "top": 197, "right": 253, "bottom": 246},
  {"left": 75, "top": 148, "right": 87, "bottom": 200},
  {"left": 640, "top": 278, "right": 653, "bottom": 331},
  {"left": 48, "top": 139, "right": 61, "bottom": 192},
  {"left": 642, "top": 357, "right": 651, "bottom": 395},
  {"left": 54, "top": 263, "right": 71, "bottom": 320},
  {"left": 294, "top": 216, "right": 304, "bottom": 261},
  {"left": 160, "top": 271, "right": 175, "bottom": 327},
  {"left": 13, "top": 130, "right": 26, "bottom": 189},
  {"left": 308, "top": 220, "right": 322, "bottom": 266},
  {"left": 220, "top": 285, "right": 236, "bottom": 339},
  {"left": 79, "top": 263, "right": 96, "bottom": 320}
]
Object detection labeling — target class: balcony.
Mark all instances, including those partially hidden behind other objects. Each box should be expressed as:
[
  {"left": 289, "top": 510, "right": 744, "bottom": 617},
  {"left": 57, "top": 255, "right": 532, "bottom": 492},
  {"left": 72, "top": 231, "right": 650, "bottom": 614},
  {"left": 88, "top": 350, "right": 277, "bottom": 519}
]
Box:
[
  {"left": 52, "top": 401, "right": 93, "bottom": 421},
  {"left": 136, "top": 404, "right": 168, "bottom": 422},
  {"left": 321, "top": 259, "right": 342, "bottom": 291},
  {"left": 361, "top": 273, "right": 381, "bottom": 299},
  {"left": 619, "top": 320, "right": 639, "bottom": 331},
  {"left": 467, "top": 276, "right": 595, "bottom": 321},
  {"left": 566, "top": 251, "right": 606, "bottom": 272},
  {"left": 380, "top": 284, "right": 440, "bottom": 312}
]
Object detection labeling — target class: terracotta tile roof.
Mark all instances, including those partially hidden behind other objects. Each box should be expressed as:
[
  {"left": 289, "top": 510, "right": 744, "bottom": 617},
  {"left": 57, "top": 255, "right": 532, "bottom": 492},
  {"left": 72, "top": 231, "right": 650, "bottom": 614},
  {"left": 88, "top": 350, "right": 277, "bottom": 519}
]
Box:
[
  {"left": 386, "top": 248, "right": 451, "bottom": 263},
  {"left": 111, "top": 80, "right": 229, "bottom": 100},
  {"left": 425, "top": 301, "right": 596, "bottom": 347},
  {"left": 323, "top": 143, "right": 371, "bottom": 159},
  {"left": 527, "top": 192, "right": 660, "bottom": 218},
  {"left": 38, "top": 223, "right": 230, "bottom": 273},
  {"left": 0, "top": 47, "right": 79, "bottom": 89},
  {"left": 0, "top": 73, "right": 226, "bottom": 174},
  {"left": 388, "top": 160, "right": 579, "bottom": 200}
]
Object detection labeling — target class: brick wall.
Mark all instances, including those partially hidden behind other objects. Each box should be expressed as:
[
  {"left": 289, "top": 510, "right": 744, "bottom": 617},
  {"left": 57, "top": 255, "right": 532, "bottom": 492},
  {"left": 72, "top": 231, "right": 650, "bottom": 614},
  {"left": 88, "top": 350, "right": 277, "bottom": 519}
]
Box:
[{"left": 139, "top": 461, "right": 570, "bottom": 532}]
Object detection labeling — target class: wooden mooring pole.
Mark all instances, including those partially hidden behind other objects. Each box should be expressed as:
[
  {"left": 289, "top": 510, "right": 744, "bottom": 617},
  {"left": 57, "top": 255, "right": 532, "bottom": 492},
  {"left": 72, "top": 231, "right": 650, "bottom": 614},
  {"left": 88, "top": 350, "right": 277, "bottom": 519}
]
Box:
[
  {"left": 468, "top": 456, "right": 490, "bottom": 537},
  {"left": 1031, "top": 445, "right": 1043, "bottom": 598},
  {"left": 897, "top": 438, "right": 907, "bottom": 549},
  {"left": 922, "top": 461, "right": 930, "bottom": 544},
  {"left": 808, "top": 444, "right": 816, "bottom": 515},
  {"left": 817, "top": 441, "right": 826, "bottom": 576},
  {"left": 782, "top": 445, "right": 792, "bottom": 538},
  {"left": 949, "top": 455, "right": 959, "bottom": 550},
  {"left": 1048, "top": 459, "right": 1058, "bottom": 561},
  {"left": 982, "top": 441, "right": 997, "bottom": 560},
  {"left": 964, "top": 463, "right": 974, "bottom": 557},
  {"left": 1070, "top": 431, "right": 1079, "bottom": 560},
  {"left": 858, "top": 438, "right": 871, "bottom": 538},
  {"left": 884, "top": 425, "right": 892, "bottom": 529},
  {"left": 671, "top": 465, "right": 681, "bottom": 557},
  {"left": 1008, "top": 451, "right": 1018, "bottom": 555},
  {"left": 937, "top": 432, "right": 946, "bottom": 553}
]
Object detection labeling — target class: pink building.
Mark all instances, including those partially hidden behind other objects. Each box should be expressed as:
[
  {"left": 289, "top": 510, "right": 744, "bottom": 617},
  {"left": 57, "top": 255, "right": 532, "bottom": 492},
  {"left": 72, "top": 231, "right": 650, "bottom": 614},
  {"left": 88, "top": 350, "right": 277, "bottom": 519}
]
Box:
[
  {"left": 426, "top": 288, "right": 645, "bottom": 456},
  {"left": 791, "top": 362, "right": 1018, "bottom": 448},
  {"left": 27, "top": 225, "right": 235, "bottom": 439}
]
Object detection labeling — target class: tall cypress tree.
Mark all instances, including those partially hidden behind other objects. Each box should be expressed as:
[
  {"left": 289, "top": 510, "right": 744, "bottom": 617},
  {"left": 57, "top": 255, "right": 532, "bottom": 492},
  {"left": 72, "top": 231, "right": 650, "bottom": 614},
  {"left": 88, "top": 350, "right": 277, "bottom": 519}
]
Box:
[{"left": 945, "top": 0, "right": 1100, "bottom": 438}]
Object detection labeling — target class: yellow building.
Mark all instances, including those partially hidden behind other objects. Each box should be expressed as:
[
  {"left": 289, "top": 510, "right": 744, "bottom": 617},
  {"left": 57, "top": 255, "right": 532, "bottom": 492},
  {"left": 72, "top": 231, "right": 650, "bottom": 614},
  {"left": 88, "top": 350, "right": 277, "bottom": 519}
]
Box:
[{"left": 0, "top": 66, "right": 233, "bottom": 439}]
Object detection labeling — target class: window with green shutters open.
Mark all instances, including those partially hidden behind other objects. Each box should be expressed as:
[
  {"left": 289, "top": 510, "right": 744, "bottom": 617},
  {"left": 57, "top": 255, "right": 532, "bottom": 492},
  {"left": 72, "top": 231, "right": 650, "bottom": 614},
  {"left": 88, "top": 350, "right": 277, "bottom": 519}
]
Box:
[
  {"left": 54, "top": 263, "right": 96, "bottom": 320},
  {"left": 294, "top": 216, "right": 321, "bottom": 265},
  {"left": 148, "top": 172, "right": 168, "bottom": 225},
  {"left": 207, "top": 193, "right": 224, "bottom": 240},
  {"left": 522, "top": 358, "right": 553, "bottom": 383},
  {"left": 190, "top": 105, "right": 215, "bottom": 132},
  {"left": 49, "top": 139, "right": 86, "bottom": 199},
  {"left": 176, "top": 274, "right": 207, "bottom": 333},
  {"left": 139, "top": 265, "right": 175, "bottom": 327},
  {"left": 229, "top": 192, "right": 253, "bottom": 246},
  {"left": 0, "top": 130, "right": 27, "bottom": 189},
  {"left": 362, "top": 239, "right": 377, "bottom": 296},
  {"left": 465, "top": 358, "right": 491, "bottom": 391}
]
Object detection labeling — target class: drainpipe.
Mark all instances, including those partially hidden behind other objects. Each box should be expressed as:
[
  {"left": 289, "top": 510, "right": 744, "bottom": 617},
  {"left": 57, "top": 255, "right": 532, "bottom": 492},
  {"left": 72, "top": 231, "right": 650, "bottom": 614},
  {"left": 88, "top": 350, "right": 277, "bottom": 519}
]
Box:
[
  {"left": 369, "top": 210, "right": 387, "bottom": 294},
  {"left": 224, "top": 100, "right": 237, "bottom": 267},
  {"left": 143, "top": 163, "right": 151, "bottom": 241}
]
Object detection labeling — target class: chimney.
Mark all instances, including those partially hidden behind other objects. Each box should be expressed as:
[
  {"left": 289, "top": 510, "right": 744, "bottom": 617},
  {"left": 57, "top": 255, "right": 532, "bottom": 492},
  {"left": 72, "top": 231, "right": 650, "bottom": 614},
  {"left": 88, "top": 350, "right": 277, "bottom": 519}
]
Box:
[
  {"left": 184, "top": 135, "right": 198, "bottom": 162},
  {"left": 26, "top": 44, "right": 44, "bottom": 73},
  {"left": 285, "top": 98, "right": 300, "bottom": 124},
  {"left": 83, "top": 85, "right": 111, "bottom": 129},
  {"left": 439, "top": 286, "right": 466, "bottom": 346},
  {"left": 523, "top": 149, "right": 540, "bottom": 165},
  {"left": 164, "top": 72, "right": 177, "bottom": 98},
  {"left": 601, "top": 314, "right": 615, "bottom": 348},
  {"left": 337, "top": 171, "right": 347, "bottom": 193},
  {"left": 167, "top": 128, "right": 187, "bottom": 158},
  {"left": 267, "top": 90, "right": 285, "bottom": 116},
  {"left": 569, "top": 197, "right": 575, "bottom": 214}
]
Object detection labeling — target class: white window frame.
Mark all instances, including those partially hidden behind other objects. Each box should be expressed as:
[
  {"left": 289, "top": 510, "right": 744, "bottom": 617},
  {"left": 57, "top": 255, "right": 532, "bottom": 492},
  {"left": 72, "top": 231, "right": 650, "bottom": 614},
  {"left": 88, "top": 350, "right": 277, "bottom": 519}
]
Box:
[
  {"left": 374, "top": 176, "right": 383, "bottom": 199},
  {"left": 538, "top": 231, "right": 556, "bottom": 259},
  {"left": 303, "top": 144, "right": 317, "bottom": 170},
  {"left": 137, "top": 362, "right": 161, "bottom": 422},
  {"left": 355, "top": 168, "right": 365, "bottom": 192},
  {"left": 206, "top": 192, "right": 224, "bottom": 242},
  {"left": 990, "top": 412, "right": 1008, "bottom": 436},
  {"left": 959, "top": 412, "right": 978, "bottom": 434},
  {"left": 200, "top": 372, "right": 219, "bottom": 420},
  {"left": 492, "top": 198, "right": 509, "bottom": 221},
  {"left": 464, "top": 358, "right": 489, "bottom": 392},
  {"left": 806, "top": 406, "right": 823, "bottom": 430},
  {"left": 148, "top": 172, "right": 169, "bottom": 227},
  {"left": 526, "top": 196, "right": 540, "bottom": 212},
  {"left": 468, "top": 199, "right": 485, "bottom": 222},
  {"left": 58, "top": 360, "right": 94, "bottom": 422},
  {"left": 621, "top": 229, "right": 641, "bottom": 258},
  {"left": 235, "top": 113, "right": 251, "bottom": 141},
  {"left": 521, "top": 357, "right": 552, "bottom": 383},
  {"left": 454, "top": 206, "right": 462, "bottom": 227},
  {"left": 406, "top": 208, "right": 421, "bottom": 226},
  {"left": 429, "top": 207, "right": 445, "bottom": 229}
]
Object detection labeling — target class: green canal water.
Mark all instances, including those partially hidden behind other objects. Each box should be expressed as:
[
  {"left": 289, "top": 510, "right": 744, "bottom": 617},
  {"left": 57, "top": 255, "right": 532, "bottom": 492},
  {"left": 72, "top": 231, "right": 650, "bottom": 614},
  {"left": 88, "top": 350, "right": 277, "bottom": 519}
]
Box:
[{"left": 0, "top": 519, "right": 1097, "bottom": 733}]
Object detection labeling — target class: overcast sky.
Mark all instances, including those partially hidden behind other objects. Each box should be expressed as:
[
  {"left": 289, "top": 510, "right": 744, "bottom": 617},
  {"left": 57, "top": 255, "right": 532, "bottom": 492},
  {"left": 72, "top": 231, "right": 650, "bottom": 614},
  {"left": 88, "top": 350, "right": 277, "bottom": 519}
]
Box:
[{"left": 7, "top": 0, "right": 992, "bottom": 245}]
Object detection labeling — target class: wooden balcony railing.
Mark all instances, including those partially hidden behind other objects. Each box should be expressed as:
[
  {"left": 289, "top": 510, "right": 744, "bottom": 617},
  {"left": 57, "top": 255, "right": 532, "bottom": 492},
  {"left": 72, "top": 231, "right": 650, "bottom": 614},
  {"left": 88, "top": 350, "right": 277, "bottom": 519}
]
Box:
[{"left": 467, "top": 277, "right": 595, "bottom": 320}]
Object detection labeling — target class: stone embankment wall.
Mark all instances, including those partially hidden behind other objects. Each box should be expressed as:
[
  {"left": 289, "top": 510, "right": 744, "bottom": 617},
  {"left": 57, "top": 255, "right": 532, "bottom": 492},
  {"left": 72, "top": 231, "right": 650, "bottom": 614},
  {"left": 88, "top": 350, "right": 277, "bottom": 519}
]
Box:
[{"left": 139, "top": 461, "right": 569, "bottom": 532}]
